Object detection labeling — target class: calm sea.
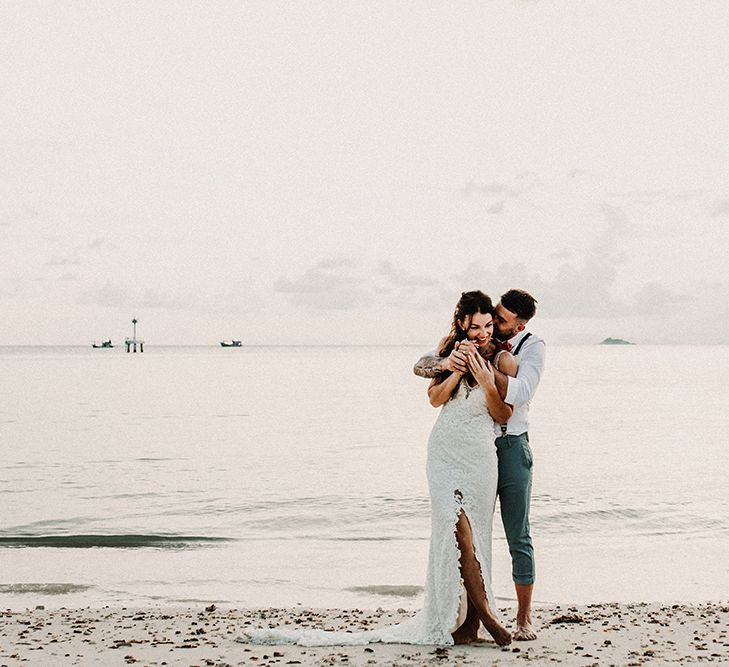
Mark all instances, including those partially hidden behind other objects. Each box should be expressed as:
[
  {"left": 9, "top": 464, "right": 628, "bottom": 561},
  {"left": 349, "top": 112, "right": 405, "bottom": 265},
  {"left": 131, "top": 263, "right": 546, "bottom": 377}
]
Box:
[{"left": 1, "top": 345, "right": 727, "bottom": 609}]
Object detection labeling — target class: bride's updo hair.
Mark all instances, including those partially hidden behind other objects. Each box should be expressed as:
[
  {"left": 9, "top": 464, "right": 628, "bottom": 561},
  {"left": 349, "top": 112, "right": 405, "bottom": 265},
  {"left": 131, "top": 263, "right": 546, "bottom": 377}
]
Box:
[{"left": 438, "top": 290, "right": 494, "bottom": 358}]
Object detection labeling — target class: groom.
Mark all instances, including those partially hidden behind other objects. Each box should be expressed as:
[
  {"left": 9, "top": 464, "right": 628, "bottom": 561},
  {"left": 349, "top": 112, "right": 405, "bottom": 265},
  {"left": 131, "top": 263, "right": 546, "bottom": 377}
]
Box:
[{"left": 413, "top": 289, "right": 545, "bottom": 641}]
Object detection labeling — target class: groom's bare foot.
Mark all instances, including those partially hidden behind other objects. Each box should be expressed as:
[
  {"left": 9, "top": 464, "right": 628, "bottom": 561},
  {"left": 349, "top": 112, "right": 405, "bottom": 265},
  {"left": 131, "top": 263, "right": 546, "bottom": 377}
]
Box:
[
  {"left": 481, "top": 613, "right": 512, "bottom": 646},
  {"left": 451, "top": 619, "right": 480, "bottom": 644},
  {"left": 513, "top": 618, "right": 537, "bottom": 641}
]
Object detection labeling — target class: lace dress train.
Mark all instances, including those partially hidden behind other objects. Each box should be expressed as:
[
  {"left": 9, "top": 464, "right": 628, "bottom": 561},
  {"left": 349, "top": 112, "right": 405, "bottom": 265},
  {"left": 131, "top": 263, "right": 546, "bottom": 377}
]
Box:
[{"left": 238, "top": 382, "right": 498, "bottom": 646}]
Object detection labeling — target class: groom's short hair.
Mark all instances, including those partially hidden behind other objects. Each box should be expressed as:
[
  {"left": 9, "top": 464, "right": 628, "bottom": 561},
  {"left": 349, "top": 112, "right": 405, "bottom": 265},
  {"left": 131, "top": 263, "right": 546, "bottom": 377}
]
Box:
[{"left": 501, "top": 289, "right": 537, "bottom": 321}]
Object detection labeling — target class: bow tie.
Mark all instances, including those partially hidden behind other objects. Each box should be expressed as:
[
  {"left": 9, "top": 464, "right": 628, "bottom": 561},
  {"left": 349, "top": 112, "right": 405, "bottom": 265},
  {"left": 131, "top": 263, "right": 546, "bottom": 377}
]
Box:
[{"left": 495, "top": 339, "right": 513, "bottom": 352}]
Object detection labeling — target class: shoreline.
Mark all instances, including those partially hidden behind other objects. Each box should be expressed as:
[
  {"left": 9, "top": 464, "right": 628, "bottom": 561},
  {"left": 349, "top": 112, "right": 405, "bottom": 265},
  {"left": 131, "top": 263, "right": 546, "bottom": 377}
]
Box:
[{"left": 1, "top": 602, "right": 727, "bottom": 665}]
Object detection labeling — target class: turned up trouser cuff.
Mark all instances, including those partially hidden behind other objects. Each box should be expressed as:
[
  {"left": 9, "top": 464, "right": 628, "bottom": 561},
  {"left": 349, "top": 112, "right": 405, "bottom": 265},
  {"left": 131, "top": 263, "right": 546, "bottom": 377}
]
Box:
[{"left": 495, "top": 432, "right": 535, "bottom": 585}]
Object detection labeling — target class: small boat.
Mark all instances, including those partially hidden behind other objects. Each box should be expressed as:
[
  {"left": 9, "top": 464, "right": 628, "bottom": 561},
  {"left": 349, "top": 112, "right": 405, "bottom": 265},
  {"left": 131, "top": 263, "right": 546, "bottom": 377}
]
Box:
[
  {"left": 220, "top": 340, "right": 242, "bottom": 347},
  {"left": 92, "top": 340, "right": 114, "bottom": 348}
]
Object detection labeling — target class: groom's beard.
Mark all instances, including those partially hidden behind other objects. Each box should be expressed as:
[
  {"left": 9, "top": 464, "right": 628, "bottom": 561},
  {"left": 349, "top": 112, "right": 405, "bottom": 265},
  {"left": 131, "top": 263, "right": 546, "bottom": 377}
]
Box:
[{"left": 495, "top": 328, "right": 518, "bottom": 341}]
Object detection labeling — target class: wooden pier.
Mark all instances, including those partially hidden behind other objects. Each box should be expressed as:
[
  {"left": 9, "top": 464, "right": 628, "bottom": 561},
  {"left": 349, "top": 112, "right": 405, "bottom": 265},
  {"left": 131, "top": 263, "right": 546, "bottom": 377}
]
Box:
[{"left": 125, "top": 317, "right": 144, "bottom": 353}]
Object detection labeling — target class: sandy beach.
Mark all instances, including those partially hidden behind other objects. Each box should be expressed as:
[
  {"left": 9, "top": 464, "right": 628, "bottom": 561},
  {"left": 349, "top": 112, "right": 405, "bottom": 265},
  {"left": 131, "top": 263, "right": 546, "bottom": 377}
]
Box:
[{"left": 1, "top": 602, "right": 727, "bottom": 666}]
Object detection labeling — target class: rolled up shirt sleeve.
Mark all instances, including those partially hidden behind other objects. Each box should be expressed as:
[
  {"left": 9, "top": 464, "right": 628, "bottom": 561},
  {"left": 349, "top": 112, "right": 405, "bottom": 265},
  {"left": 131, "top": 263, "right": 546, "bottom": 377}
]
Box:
[{"left": 504, "top": 339, "right": 546, "bottom": 407}]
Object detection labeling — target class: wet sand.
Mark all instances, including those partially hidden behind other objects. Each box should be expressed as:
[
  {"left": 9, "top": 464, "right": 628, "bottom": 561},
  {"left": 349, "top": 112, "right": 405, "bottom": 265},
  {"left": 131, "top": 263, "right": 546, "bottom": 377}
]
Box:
[{"left": 1, "top": 602, "right": 727, "bottom": 665}]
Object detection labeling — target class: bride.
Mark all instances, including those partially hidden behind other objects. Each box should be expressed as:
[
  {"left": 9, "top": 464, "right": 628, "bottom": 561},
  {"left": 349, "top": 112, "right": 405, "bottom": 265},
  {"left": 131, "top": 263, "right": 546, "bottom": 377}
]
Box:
[{"left": 239, "top": 291, "right": 514, "bottom": 647}]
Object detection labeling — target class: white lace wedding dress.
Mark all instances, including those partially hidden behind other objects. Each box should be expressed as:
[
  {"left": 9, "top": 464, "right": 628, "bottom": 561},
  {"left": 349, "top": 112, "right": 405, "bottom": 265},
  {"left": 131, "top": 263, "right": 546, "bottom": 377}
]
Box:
[{"left": 238, "top": 380, "right": 498, "bottom": 646}]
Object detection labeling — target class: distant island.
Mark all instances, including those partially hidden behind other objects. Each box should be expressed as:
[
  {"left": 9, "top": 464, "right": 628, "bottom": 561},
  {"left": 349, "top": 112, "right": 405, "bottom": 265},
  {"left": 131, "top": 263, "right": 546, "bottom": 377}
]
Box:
[{"left": 599, "top": 337, "right": 635, "bottom": 345}]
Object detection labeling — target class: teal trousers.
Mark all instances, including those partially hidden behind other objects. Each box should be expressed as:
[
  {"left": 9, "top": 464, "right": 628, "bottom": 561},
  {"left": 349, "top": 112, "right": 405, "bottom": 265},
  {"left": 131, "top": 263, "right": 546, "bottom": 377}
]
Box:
[{"left": 495, "top": 432, "right": 535, "bottom": 585}]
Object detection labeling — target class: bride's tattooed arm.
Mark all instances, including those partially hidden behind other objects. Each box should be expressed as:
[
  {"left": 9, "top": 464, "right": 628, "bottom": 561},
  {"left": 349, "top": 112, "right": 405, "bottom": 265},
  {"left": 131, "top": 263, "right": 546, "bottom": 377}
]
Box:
[
  {"left": 414, "top": 340, "right": 478, "bottom": 378},
  {"left": 413, "top": 354, "right": 448, "bottom": 378}
]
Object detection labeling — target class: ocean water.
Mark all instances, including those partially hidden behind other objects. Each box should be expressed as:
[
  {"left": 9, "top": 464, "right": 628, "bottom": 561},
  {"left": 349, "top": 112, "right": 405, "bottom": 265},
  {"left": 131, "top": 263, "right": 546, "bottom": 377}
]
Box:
[{"left": 1, "top": 344, "right": 727, "bottom": 610}]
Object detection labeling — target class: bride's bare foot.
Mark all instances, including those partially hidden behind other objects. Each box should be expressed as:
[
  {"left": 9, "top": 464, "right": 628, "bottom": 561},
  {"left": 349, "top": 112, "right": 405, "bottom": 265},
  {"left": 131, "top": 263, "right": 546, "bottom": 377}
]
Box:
[
  {"left": 451, "top": 619, "right": 480, "bottom": 644},
  {"left": 481, "top": 613, "right": 512, "bottom": 646},
  {"left": 513, "top": 618, "right": 537, "bottom": 641}
]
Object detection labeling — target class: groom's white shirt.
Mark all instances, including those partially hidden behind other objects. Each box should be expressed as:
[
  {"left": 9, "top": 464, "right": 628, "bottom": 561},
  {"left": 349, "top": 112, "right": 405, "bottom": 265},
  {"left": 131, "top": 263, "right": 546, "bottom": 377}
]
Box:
[{"left": 496, "top": 329, "right": 546, "bottom": 437}]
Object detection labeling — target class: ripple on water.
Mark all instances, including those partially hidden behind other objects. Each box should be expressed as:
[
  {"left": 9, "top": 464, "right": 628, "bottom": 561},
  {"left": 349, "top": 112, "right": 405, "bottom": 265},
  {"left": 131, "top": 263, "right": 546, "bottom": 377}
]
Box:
[
  {"left": 0, "top": 534, "right": 234, "bottom": 549},
  {"left": 345, "top": 584, "right": 423, "bottom": 597},
  {"left": 0, "top": 583, "right": 93, "bottom": 595}
]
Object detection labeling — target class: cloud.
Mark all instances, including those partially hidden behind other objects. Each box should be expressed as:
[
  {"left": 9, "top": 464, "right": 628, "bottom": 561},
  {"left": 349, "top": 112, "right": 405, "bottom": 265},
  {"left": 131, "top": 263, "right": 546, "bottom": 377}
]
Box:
[
  {"left": 87, "top": 236, "right": 119, "bottom": 252},
  {"left": 77, "top": 282, "right": 193, "bottom": 311},
  {"left": 589, "top": 203, "right": 631, "bottom": 266},
  {"left": 462, "top": 173, "right": 539, "bottom": 200},
  {"left": 532, "top": 204, "right": 634, "bottom": 318},
  {"left": 673, "top": 189, "right": 704, "bottom": 201},
  {"left": 535, "top": 261, "right": 623, "bottom": 319},
  {"left": 272, "top": 195, "right": 697, "bottom": 325},
  {"left": 448, "top": 203, "right": 634, "bottom": 320},
  {"left": 274, "top": 258, "right": 370, "bottom": 310},
  {"left": 275, "top": 259, "right": 454, "bottom": 311},
  {"left": 710, "top": 199, "right": 729, "bottom": 217},
  {"left": 77, "top": 281, "right": 128, "bottom": 307},
  {"left": 139, "top": 288, "right": 186, "bottom": 310},
  {"left": 375, "top": 261, "right": 439, "bottom": 288},
  {"left": 463, "top": 181, "right": 513, "bottom": 197},
  {"left": 374, "top": 262, "right": 453, "bottom": 310},
  {"left": 451, "top": 257, "right": 634, "bottom": 321},
  {"left": 270, "top": 194, "right": 695, "bottom": 326},
  {"left": 315, "top": 258, "right": 355, "bottom": 270},
  {"left": 606, "top": 190, "right": 664, "bottom": 203},
  {"left": 48, "top": 256, "right": 81, "bottom": 266},
  {"left": 598, "top": 203, "right": 630, "bottom": 235},
  {"left": 632, "top": 282, "right": 686, "bottom": 316}
]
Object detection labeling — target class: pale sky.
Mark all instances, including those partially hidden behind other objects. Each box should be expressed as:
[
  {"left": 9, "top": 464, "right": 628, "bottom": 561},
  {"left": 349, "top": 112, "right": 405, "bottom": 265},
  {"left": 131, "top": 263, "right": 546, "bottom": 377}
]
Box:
[{"left": 2, "top": 0, "right": 728, "bottom": 345}]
